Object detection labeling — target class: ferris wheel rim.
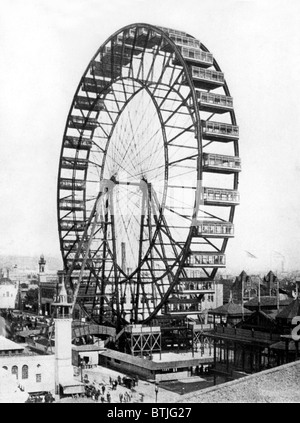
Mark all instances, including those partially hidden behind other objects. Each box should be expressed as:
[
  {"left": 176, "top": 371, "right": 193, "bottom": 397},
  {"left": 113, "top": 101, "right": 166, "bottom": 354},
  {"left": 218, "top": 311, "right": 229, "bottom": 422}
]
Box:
[{"left": 57, "top": 22, "right": 240, "bottom": 326}]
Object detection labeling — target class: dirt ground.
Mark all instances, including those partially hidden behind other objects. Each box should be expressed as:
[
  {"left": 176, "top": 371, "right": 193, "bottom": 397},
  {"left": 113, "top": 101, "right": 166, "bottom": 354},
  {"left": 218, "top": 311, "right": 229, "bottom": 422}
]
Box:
[{"left": 56, "top": 365, "right": 181, "bottom": 403}]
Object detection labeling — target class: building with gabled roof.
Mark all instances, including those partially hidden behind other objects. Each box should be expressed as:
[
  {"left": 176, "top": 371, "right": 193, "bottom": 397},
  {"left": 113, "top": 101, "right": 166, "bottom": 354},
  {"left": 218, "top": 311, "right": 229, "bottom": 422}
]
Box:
[
  {"left": 208, "top": 300, "right": 252, "bottom": 326},
  {"left": 231, "top": 271, "right": 258, "bottom": 303},
  {"left": 235, "top": 309, "right": 279, "bottom": 333},
  {"left": 276, "top": 297, "right": 300, "bottom": 326}
]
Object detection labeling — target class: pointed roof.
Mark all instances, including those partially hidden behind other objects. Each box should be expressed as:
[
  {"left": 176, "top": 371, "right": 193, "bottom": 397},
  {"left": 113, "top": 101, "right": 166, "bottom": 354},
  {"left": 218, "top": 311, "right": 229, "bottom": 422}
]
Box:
[
  {"left": 232, "top": 271, "right": 254, "bottom": 289},
  {"left": 262, "top": 271, "right": 279, "bottom": 293},
  {"left": 264, "top": 270, "right": 277, "bottom": 282},
  {"left": 208, "top": 301, "right": 252, "bottom": 316},
  {"left": 58, "top": 277, "right": 68, "bottom": 298},
  {"left": 53, "top": 275, "right": 72, "bottom": 307},
  {"left": 236, "top": 309, "right": 279, "bottom": 330},
  {"left": 249, "top": 309, "right": 276, "bottom": 321},
  {"left": 238, "top": 270, "right": 248, "bottom": 279},
  {"left": 276, "top": 298, "right": 300, "bottom": 321}
]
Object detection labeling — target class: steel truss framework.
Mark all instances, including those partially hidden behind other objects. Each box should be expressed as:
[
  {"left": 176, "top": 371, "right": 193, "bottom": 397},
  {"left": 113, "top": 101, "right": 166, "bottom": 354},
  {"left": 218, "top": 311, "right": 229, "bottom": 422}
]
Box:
[
  {"left": 57, "top": 23, "right": 240, "bottom": 329},
  {"left": 125, "top": 328, "right": 162, "bottom": 357},
  {"left": 192, "top": 330, "right": 213, "bottom": 356}
]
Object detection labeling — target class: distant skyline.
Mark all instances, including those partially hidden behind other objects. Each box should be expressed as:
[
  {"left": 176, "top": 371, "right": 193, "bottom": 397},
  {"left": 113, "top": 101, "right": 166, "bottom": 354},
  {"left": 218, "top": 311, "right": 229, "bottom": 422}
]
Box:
[{"left": 0, "top": 0, "right": 300, "bottom": 274}]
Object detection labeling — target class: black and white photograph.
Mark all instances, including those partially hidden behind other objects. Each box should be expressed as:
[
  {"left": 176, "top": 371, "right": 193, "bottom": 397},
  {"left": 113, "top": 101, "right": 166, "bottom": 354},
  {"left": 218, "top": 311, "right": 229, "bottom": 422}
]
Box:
[{"left": 0, "top": 0, "right": 300, "bottom": 407}]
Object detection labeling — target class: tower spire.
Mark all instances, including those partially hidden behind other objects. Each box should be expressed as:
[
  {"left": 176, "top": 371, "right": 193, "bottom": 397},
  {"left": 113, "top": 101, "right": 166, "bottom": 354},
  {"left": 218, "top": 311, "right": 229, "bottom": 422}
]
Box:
[{"left": 52, "top": 274, "right": 72, "bottom": 319}]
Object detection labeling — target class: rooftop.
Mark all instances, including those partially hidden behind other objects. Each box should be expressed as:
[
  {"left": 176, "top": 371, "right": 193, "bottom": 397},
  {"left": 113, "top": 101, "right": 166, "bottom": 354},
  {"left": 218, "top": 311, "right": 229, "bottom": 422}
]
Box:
[
  {"left": 72, "top": 344, "right": 105, "bottom": 352},
  {"left": 0, "top": 277, "right": 14, "bottom": 286},
  {"left": 99, "top": 349, "right": 213, "bottom": 371},
  {"left": 0, "top": 336, "right": 25, "bottom": 351},
  {"left": 276, "top": 298, "right": 300, "bottom": 320},
  {"left": 208, "top": 301, "right": 252, "bottom": 316},
  {"left": 244, "top": 296, "right": 293, "bottom": 308},
  {"left": 179, "top": 359, "right": 300, "bottom": 403}
]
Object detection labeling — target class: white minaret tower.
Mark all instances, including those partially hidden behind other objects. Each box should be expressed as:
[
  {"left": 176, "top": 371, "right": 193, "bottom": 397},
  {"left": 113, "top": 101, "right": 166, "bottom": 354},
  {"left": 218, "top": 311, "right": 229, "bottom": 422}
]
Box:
[
  {"left": 38, "top": 254, "right": 46, "bottom": 274},
  {"left": 38, "top": 255, "right": 47, "bottom": 315},
  {"left": 52, "top": 276, "right": 74, "bottom": 395}
]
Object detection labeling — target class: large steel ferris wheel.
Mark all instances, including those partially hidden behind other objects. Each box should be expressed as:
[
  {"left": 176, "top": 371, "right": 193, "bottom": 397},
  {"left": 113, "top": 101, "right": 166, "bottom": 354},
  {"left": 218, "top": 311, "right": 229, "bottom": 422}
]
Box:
[{"left": 57, "top": 23, "right": 240, "bottom": 328}]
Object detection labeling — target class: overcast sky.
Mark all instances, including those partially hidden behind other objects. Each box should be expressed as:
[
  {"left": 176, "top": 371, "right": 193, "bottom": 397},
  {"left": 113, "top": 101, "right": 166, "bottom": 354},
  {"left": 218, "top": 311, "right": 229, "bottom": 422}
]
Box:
[{"left": 0, "top": 0, "right": 300, "bottom": 274}]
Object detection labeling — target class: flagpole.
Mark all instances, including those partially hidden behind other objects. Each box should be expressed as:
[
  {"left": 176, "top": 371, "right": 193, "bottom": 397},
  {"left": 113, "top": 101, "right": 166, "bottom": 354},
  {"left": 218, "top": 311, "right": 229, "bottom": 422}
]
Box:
[
  {"left": 277, "top": 275, "right": 280, "bottom": 312},
  {"left": 258, "top": 275, "right": 261, "bottom": 312},
  {"left": 241, "top": 274, "right": 244, "bottom": 321}
]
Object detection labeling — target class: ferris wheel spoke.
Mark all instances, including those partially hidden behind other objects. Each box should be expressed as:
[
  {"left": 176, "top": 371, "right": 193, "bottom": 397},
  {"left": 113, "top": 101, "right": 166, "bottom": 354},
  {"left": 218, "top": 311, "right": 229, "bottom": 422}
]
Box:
[
  {"left": 148, "top": 53, "right": 173, "bottom": 98},
  {"left": 140, "top": 284, "right": 152, "bottom": 316},
  {"left": 167, "top": 169, "right": 196, "bottom": 180},
  {"left": 151, "top": 191, "right": 186, "bottom": 267},
  {"left": 144, "top": 260, "right": 163, "bottom": 298},
  {"left": 197, "top": 207, "right": 229, "bottom": 222},
  {"left": 202, "top": 140, "right": 214, "bottom": 149},
  {"left": 119, "top": 94, "right": 161, "bottom": 171},
  {"left": 159, "top": 94, "right": 190, "bottom": 127},
  {"left": 150, "top": 200, "right": 177, "bottom": 285},
  {"left": 168, "top": 153, "right": 198, "bottom": 167},
  {"left": 200, "top": 237, "right": 221, "bottom": 252},
  {"left": 166, "top": 124, "right": 194, "bottom": 144},
  {"left": 133, "top": 188, "right": 148, "bottom": 320},
  {"left": 156, "top": 68, "right": 184, "bottom": 109},
  {"left": 127, "top": 146, "right": 165, "bottom": 178},
  {"left": 91, "top": 139, "right": 106, "bottom": 154},
  {"left": 164, "top": 205, "right": 192, "bottom": 221},
  {"left": 151, "top": 242, "right": 175, "bottom": 282}
]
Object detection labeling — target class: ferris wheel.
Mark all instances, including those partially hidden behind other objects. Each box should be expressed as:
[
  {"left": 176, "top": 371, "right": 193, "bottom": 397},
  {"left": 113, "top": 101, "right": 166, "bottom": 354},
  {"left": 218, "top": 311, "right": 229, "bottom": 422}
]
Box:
[{"left": 57, "top": 23, "right": 240, "bottom": 327}]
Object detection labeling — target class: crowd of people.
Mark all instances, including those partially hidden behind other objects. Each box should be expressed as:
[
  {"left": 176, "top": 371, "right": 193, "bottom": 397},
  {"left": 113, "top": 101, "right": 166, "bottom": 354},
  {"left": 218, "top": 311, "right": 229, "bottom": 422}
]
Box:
[{"left": 82, "top": 374, "right": 138, "bottom": 403}]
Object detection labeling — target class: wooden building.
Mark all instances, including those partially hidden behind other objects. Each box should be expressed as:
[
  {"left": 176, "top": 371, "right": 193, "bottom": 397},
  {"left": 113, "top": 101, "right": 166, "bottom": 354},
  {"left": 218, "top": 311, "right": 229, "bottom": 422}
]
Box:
[
  {"left": 244, "top": 296, "right": 293, "bottom": 314},
  {"left": 208, "top": 301, "right": 252, "bottom": 326},
  {"left": 203, "top": 325, "right": 282, "bottom": 376},
  {"left": 98, "top": 348, "right": 213, "bottom": 382}
]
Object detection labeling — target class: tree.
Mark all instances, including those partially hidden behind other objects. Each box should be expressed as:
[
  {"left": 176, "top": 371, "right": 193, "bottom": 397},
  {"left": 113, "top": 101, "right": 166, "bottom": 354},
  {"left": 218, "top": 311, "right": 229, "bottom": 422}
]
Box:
[{"left": 24, "top": 288, "right": 39, "bottom": 312}]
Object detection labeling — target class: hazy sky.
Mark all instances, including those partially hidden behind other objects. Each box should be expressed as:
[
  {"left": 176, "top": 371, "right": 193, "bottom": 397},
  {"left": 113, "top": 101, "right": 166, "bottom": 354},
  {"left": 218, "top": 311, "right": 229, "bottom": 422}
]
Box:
[{"left": 0, "top": 0, "right": 300, "bottom": 274}]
